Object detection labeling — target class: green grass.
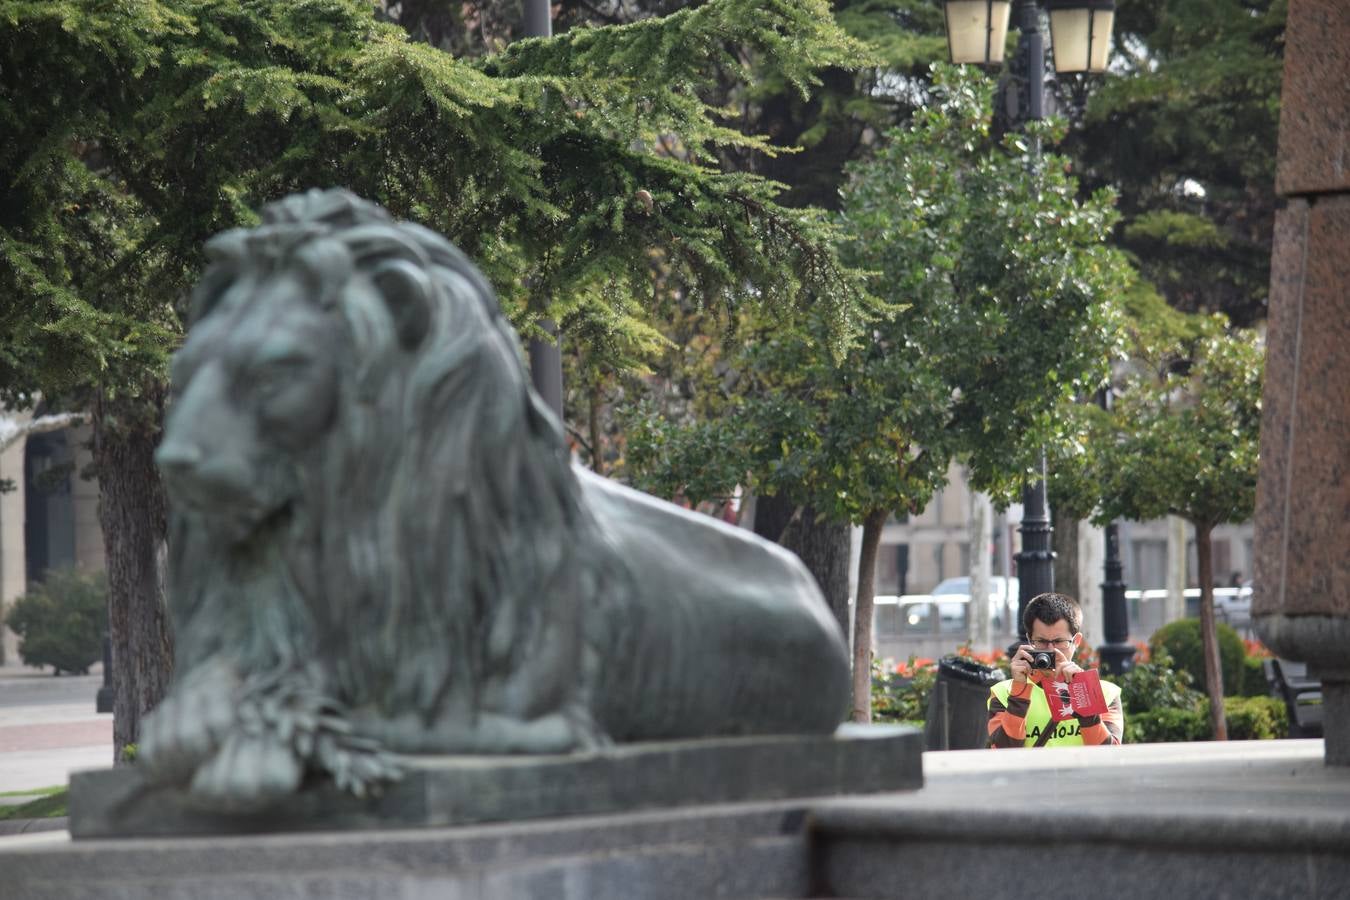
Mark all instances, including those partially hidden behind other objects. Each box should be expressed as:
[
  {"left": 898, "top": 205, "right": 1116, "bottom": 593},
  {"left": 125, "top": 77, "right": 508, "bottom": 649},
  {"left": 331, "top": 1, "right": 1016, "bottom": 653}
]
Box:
[
  {"left": 0, "top": 789, "right": 68, "bottom": 821},
  {"left": 0, "top": 785, "right": 63, "bottom": 798}
]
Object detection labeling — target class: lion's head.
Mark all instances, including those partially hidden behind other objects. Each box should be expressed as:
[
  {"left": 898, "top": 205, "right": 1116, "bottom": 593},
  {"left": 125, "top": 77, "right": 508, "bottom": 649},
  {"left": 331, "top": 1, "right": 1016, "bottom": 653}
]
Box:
[{"left": 158, "top": 189, "right": 597, "bottom": 724}]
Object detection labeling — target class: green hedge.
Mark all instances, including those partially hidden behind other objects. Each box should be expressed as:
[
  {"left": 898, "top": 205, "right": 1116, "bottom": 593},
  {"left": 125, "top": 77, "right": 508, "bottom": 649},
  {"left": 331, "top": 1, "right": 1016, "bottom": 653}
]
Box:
[
  {"left": 4, "top": 568, "right": 107, "bottom": 675},
  {"left": 1226, "top": 696, "right": 1288, "bottom": 740},
  {"left": 1124, "top": 695, "right": 1288, "bottom": 743},
  {"left": 872, "top": 659, "right": 935, "bottom": 724},
  {"left": 1241, "top": 655, "right": 1270, "bottom": 697},
  {"left": 1149, "top": 618, "right": 1246, "bottom": 696},
  {"left": 1125, "top": 706, "right": 1209, "bottom": 744}
]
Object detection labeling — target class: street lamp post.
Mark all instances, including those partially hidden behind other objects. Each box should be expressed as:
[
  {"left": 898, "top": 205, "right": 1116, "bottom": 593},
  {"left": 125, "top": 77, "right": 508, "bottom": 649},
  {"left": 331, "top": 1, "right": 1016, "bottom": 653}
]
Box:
[
  {"left": 941, "top": 0, "right": 1116, "bottom": 641},
  {"left": 1096, "top": 386, "right": 1134, "bottom": 675},
  {"left": 1099, "top": 520, "right": 1134, "bottom": 675},
  {"left": 522, "top": 0, "right": 565, "bottom": 421}
]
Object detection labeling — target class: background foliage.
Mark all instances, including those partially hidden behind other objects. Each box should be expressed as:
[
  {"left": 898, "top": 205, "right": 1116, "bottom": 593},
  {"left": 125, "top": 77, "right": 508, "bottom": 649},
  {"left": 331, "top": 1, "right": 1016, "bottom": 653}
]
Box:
[{"left": 5, "top": 567, "right": 108, "bottom": 675}]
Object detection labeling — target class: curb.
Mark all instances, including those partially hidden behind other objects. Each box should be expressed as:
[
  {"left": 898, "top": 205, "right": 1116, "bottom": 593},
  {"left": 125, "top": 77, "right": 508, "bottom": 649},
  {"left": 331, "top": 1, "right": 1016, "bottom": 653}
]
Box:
[{"left": 0, "top": 816, "right": 68, "bottom": 836}]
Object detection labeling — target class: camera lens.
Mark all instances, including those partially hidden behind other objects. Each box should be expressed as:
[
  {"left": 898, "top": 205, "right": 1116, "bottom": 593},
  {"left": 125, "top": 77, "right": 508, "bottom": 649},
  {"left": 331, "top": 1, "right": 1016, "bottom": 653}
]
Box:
[{"left": 1031, "top": 650, "right": 1054, "bottom": 669}]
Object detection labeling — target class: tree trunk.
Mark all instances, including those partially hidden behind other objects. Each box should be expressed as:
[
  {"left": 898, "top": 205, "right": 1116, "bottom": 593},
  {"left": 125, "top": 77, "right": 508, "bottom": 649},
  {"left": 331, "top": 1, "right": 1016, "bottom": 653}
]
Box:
[
  {"left": 1195, "top": 521, "right": 1227, "bottom": 741},
  {"left": 968, "top": 485, "right": 992, "bottom": 650},
  {"left": 91, "top": 386, "right": 174, "bottom": 763},
  {"left": 1053, "top": 515, "right": 1079, "bottom": 607},
  {"left": 850, "top": 509, "right": 888, "bottom": 723},
  {"left": 587, "top": 385, "right": 604, "bottom": 475},
  {"left": 753, "top": 495, "right": 851, "bottom": 645}
]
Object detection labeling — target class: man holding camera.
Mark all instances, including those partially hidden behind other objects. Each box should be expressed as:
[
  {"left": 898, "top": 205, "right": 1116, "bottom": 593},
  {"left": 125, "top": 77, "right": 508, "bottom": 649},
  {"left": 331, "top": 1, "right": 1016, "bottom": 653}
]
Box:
[{"left": 987, "top": 592, "right": 1124, "bottom": 748}]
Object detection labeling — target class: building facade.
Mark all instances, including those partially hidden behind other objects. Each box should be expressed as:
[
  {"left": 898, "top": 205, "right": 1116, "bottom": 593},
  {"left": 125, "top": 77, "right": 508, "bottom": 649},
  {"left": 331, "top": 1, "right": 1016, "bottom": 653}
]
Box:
[
  {"left": 0, "top": 410, "right": 105, "bottom": 664},
  {"left": 870, "top": 462, "right": 1254, "bottom": 663}
]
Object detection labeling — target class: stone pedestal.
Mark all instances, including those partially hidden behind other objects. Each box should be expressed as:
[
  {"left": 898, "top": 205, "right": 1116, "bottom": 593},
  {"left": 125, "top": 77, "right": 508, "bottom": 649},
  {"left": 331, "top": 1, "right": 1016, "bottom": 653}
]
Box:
[
  {"left": 68, "top": 725, "right": 923, "bottom": 839},
  {"left": 9, "top": 742, "right": 1350, "bottom": 899},
  {"left": 1252, "top": 0, "right": 1350, "bottom": 764}
]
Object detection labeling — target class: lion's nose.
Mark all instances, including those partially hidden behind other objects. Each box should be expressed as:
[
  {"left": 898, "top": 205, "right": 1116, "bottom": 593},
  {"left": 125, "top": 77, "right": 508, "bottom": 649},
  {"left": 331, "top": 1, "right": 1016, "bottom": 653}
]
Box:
[{"left": 156, "top": 442, "right": 204, "bottom": 478}]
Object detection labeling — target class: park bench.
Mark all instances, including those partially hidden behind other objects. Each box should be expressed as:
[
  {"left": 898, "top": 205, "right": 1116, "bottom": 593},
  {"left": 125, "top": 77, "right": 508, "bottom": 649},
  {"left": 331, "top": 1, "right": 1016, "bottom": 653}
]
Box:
[{"left": 1263, "top": 657, "right": 1323, "bottom": 738}]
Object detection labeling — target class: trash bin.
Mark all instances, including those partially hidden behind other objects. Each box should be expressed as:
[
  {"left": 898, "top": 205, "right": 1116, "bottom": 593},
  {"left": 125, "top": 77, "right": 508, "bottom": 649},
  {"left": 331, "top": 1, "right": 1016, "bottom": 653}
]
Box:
[{"left": 924, "top": 654, "right": 1005, "bottom": 751}]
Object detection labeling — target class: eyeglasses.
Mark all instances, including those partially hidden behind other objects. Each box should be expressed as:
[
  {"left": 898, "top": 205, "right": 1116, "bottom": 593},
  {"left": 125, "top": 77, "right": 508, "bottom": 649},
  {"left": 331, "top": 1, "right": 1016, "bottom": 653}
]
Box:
[{"left": 1026, "top": 637, "right": 1074, "bottom": 650}]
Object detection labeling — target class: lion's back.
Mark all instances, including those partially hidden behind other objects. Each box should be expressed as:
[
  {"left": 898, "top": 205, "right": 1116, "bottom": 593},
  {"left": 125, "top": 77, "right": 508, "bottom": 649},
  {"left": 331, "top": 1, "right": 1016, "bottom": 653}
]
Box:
[{"left": 576, "top": 467, "right": 850, "bottom": 739}]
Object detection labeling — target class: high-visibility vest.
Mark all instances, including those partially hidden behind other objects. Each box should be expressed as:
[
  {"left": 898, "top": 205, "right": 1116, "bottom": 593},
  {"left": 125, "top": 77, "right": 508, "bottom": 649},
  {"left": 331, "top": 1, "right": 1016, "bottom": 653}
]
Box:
[{"left": 988, "top": 677, "right": 1121, "bottom": 747}]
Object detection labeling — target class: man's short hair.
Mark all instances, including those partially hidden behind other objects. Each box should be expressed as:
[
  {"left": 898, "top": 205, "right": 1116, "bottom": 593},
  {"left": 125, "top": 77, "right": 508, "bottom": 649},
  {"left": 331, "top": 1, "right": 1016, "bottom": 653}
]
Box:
[{"left": 1023, "top": 592, "right": 1083, "bottom": 638}]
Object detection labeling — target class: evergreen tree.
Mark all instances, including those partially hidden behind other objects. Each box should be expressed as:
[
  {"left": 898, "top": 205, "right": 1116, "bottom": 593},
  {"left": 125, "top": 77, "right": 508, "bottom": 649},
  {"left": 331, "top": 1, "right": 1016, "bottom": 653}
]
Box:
[
  {"left": 627, "top": 68, "right": 1129, "bottom": 719},
  {"left": 0, "top": 0, "right": 870, "bottom": 751},
  {"left": 1064, "top": 0, "right": 1286, "bottom": 327},
  {"left": 1090, "top": 321, "right": 1263, "bottom": 741}
]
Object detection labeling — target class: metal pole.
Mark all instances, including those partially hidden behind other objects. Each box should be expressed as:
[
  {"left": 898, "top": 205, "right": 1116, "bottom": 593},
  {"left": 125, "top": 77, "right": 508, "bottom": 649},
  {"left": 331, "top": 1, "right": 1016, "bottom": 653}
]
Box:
[
  {"left": 528, "top": 321, "right": 564, "bottom": 421},
  {"left": 1019, "top": 0, "right": 1044, "bottom": 122},
  {"left": 1015, "top": 456, "right": 1055, "bottom": 628},
  {"left": 522, "top": 0, "right": 565, "bottom": 421},
  {"left": 523, "top": 0, "right": 551, "bottom": 38},
  {"left": 1011, "top": 0, "right": 1054, "bottom": 642},
  {"left": 96, "top": 632, "right": 113, "bottom": 713},
  {"left": 1099, "top": 521, "right": 1134, "bottom": 675},
  {"left": 1096, "top": 388, "right": 1134, "bottom": 675}
]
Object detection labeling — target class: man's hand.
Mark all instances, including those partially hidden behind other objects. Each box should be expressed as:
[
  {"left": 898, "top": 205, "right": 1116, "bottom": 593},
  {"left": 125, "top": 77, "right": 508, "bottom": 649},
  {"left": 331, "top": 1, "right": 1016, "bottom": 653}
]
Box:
[
  {"left": 1011, "top": 645, "right": 1035, "bottom": 685},
  {"left": 1054, "top": 646, "right": 1083, "bottom": 683}
]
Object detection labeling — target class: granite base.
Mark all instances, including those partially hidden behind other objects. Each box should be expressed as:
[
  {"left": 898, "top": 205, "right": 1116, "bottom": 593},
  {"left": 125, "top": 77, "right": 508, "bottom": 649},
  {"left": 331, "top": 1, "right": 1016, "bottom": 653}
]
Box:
[{"left": 68, "top": 724, "right": 922, "bottom": 839}]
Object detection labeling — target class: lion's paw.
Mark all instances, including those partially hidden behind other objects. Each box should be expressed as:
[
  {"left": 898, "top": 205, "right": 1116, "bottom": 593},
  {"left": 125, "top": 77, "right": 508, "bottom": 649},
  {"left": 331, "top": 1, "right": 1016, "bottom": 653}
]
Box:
[
  {"left": 186, "top": 732, "right": 305, "bottom": 812},
  {"left": 307, "top": 727, "right": 403, "bottom": 798},
  {"left": 140, "top": 661, "right": 241, "bottom": 783}
]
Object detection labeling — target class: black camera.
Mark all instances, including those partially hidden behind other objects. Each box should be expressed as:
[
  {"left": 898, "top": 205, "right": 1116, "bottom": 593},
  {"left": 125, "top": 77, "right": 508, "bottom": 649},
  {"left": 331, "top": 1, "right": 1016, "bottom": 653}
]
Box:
[{"left": 1028, "top": 649, "right": 1056, "bottom": 670}]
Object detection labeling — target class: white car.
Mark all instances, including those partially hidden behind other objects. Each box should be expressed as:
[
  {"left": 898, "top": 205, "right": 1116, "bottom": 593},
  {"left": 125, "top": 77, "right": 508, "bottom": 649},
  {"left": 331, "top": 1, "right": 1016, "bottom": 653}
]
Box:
[
  {"left": 931, "top": 576, "right": 1021, "bottom": 635},
  {"left": 1214, "top": 583, "right": 1252, "bottom": 628},
  {"left": 873, "top": 576, "right": 1020, "bottom": 637}
]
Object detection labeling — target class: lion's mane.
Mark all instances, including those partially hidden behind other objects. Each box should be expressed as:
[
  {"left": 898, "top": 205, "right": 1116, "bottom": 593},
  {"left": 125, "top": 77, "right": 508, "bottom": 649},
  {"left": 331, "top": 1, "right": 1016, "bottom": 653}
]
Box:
[
  {"left": 167, "top": 190, "right": 619, "bottom": 735},
  {"left": 150, "top": 190, "right": 848, "bottom": 806}
]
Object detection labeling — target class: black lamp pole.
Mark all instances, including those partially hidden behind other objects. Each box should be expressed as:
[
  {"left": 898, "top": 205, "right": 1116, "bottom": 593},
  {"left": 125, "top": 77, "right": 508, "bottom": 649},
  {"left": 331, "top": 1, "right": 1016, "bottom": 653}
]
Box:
[
  {"left": 96, "top": 631, "right": 114, "bottom": 713},
  {"left": 1099, "top": 521, "right": 1134, "bottom": 674},
  {"left": 523, "top": 0, "right": 565, "bottom": 421},
  {"left": 1007, "top": 0, "right": 1054, "bottom": 638},
  {"left": 1015, "top": 455, "right": 1055, "bottom": 635},
  {"left": 1096, "top": 387, "right": 1134, "bottom": 674},
  {"left": 945, "top": 0, "right": 1116, "bottom": 652}
]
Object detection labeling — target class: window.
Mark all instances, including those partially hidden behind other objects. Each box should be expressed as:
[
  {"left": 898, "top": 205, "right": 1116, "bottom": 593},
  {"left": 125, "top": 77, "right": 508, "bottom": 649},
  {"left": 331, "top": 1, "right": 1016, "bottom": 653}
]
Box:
[
  {"left": 1186, "top": 538, "right": 1232, "bottom": 588},
  {"left": 1129, "top": 539, "right": 1167, "bottom": 590},
  {"left": 874, "top": 543, "right": 910, "bottom": 595}
]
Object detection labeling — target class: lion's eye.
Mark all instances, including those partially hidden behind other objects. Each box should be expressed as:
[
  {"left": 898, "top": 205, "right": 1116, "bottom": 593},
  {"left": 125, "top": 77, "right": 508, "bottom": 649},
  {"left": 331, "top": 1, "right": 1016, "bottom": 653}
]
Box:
[{"left": 250, "top": 356, "right": 311, "bottom": 399}]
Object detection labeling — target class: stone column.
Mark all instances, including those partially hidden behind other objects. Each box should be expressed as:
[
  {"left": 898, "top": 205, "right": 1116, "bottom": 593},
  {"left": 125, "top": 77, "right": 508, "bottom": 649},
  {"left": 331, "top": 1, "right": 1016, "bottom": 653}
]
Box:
[
  {"left": 1252, "top": 0, "right": 1350, "bottom": 765},
  {"left": 1076, "top": 520, "right": 1104, "bottom": 647}
]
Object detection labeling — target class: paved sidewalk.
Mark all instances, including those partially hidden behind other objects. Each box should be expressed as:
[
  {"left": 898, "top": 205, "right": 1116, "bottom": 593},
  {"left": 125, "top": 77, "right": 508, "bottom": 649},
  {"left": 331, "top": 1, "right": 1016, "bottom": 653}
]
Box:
[{"left": 0, "top": 661, "right": 113, "bottom": 795}]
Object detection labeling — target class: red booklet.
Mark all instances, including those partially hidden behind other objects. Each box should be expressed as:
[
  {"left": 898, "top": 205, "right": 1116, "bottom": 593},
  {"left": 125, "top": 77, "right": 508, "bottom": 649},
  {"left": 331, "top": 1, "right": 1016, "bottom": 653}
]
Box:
[
  {"left": 1045, "top": 681, "right": 1076, "bottom": 723},
  {"left": 1068, "top": 669, "right": 1109, "bottom": 717}
]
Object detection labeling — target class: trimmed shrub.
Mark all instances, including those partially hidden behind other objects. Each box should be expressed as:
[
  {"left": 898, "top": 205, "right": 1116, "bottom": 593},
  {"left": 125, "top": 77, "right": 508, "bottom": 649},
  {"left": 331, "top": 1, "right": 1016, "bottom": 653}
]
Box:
[
  {"left": 1124, "top": 695, "right": 1289, "bottom": 743},
  {"left": 4, "top": 568, "right": 107, "bottom": 675},
  {"left": 1149, "top": 618, "right": 1245, "bottom": 696},
  {"left": 1241, "top": 655, "right": 1270, "bottom": 697},
  {"left": 1119, "top": 647, "right": 1204, "bottom": 715},
  {"left": 872, "top": 657, "right": 936, "bottom": 724},
  {"left": 1126, "top": 706, "right": 1207, "bottom": 743},
  {"left": 1225, "top": 696, "right": 1287, "bottom": 740}
]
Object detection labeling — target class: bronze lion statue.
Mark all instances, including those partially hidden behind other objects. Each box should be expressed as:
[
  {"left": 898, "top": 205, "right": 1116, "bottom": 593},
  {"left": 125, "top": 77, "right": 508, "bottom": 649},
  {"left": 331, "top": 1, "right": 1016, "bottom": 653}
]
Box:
[{"left": 142, "top": 189, "right": 849, "bottom": 808}]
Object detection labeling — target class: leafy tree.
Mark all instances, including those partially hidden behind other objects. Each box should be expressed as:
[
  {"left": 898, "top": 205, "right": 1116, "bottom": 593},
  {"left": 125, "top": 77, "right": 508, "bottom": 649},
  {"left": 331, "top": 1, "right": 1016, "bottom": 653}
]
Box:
[
  {"left": 537, "top": 0, "right": 952, "bottom": 621},
  {"left": 1091, "top": 321, "right": 1263, "bottom": 740},
  {"left": 628, "top": 67, "right": 1129, "bottom": 720},
  {"left": 1150, "top": 617, "right": 1246, "bottom": 698},
  {"left": 1064, "top": 0, "right": 1286, "bottom": 328},
  {"left": 6, "top": 568, "right": 109, "bottom": 675},
  {"left": 0, "top": 0, "right": 870, "bottom": 752}
]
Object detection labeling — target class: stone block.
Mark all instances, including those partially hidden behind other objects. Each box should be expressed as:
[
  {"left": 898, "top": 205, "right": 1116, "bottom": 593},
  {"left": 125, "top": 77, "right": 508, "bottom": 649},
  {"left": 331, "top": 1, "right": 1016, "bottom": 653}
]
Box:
[
  {"left": 7, "top": 802, "right": 815, "bottom": 899},
  {"left": 1252, "top": 195, "right": 1350, "bottom": 667},
  {"left": 69, "top": 724, "right": 922, "bottom": 839},
  {"left": 812, "top": 742, "right": 1350, "bottom": 899},
  {"left": 1274, "top": 0, "right": 1350, "bottom": 196}
]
